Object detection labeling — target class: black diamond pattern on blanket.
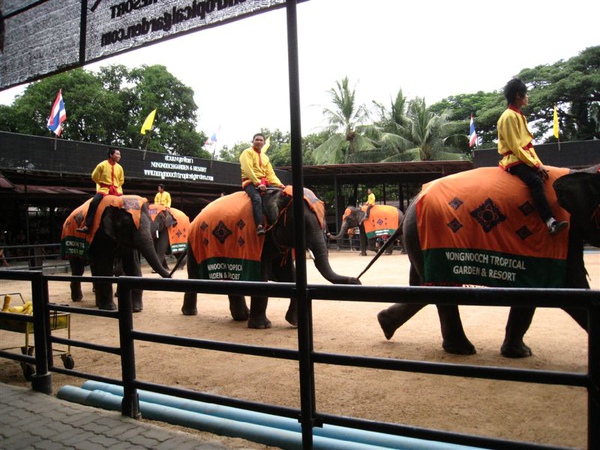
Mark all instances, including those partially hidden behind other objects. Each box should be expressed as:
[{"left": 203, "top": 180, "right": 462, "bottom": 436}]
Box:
[
  {"left": 237, "top": 219, "right": 246, "bottom": 230},
  {"left": 200, "top": 222, "right": 208, "bottom": 231},
  {"left": 447, "top": 218, "right": 463, "bottom": 233},
  {"left": 470, "top": 198, "right": 506, "bottom": 233},
  {"left": 212, "top": 220, "right": 233, "bottom": 244},
  {"left": 238, "top": 237, "right": 245, "bottom": 247},
  {"left": 519, "top": 201, "right": 535, "bottom": 216},
  {"left": 448, "top": 197, "right": 463, "bottom": 210},
  {"left": 516, "top": 226, "right": 533, "bottom": 240}
]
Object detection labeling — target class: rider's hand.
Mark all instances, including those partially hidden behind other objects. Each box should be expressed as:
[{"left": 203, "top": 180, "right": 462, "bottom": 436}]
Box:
[
  {"left": 257, "top": 184, "right": 267, "bottom": 192},
  {"left": 537, "top": 165, "right": 549, "bottom": 180}
]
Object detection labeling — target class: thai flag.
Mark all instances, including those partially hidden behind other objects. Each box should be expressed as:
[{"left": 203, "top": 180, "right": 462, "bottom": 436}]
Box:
[
  {"left": 469, "top": 115, "right": 477, "bottom": 148},
  {"left": 205, "top": 132, "right": 217, "bottom": 145},
  {"left": 47, "top": 89, "right": 67, "bottom": 136}
]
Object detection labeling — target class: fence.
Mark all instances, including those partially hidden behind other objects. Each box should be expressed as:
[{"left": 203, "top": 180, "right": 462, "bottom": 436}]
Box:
[{"left": 0, "top": 269, "right": 598, "bottom": 449}]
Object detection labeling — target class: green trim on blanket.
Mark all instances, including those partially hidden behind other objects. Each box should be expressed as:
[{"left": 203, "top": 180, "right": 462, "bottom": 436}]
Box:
[
  {"left": 365, "top": 228, "right": 396, "bottom": 240},
  {"left": 198, "top": 257, "right": 261, "bottom": 281},
  {"left": 170, "top": 242, "right": 187, "bottom": 253},
  {"left": 423, "top": 248, "right": 567, "bottom": 288},
  {"left": 60, "top": 236, "right": 90, "bottom": 260}
]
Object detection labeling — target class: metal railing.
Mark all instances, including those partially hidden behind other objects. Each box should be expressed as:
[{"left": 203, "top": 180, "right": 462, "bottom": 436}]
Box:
[{"left": 0, "top": 269, "right": 598, "bottom": 449}]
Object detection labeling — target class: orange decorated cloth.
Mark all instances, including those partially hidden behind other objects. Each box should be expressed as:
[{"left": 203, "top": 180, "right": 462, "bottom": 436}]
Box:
[
  {"left": 189, "top": 192, "right": 264, "bottom": 281},
  {"left": 148, "top": 204, "right": 190, "bottom": 253},
  {"left": 416, "top": 167, "right": 570, "bottom": 287},
  {"left": 282, "top": 185, "right": 326, "bottom": 230},
  {"left": 60, "top": 195, "right": 146, "bottom": 260},
  {"left": 356, "top": 205, "right": 400, "bottom": 239}
]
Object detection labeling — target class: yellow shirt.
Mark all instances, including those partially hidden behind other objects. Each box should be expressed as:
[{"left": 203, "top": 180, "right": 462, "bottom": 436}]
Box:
[
  {"left": 239, "top": 147, "right": 283, "bottom": 189},
  {"left": 367, "top": 193, "right": 375, "bottom": 206},
  {"left": 154, "top": 191, "right": 172, "bottom": 207},
  {"left": 91, "top": 159, "right": 124, "bottom": 195},
  {"left": 497, "top": 106, "right": 542, "bottom": 170}
]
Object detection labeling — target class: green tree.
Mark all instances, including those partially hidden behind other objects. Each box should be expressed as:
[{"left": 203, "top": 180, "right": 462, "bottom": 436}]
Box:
[
  {"left": 0, "top": 65, "right": 210, "bottom": 158},
  {"left": 429, "top": 91, "right": 503, "bottom": 148},
  {"left": 518, "top": 46, "right": 600, "bottom": 141},
  {"left": 312, "top": 77, "right": 375, "bottom": 164}
]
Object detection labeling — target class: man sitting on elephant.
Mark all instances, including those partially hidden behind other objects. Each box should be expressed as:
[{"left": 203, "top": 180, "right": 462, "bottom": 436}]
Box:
[
  {"left": 498, "top": 79, "right": 567, "bottom": 236},
  {"left": 77, "top": 147, "right": 124, "bottom": 234},
  {"left": 239, "top": 133, "right": 285, "bottom": 236}
]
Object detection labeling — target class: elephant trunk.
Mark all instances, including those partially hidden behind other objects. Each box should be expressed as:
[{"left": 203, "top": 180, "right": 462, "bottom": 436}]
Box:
[
  {"left": 328, "top": 220, "right": 350, "bottom": 240},
  {"left": 307, "top": 229, "right": 360, "bottom": 285},
  {"left": 134, "top": 228, "right": 171, "bottom": 278}
]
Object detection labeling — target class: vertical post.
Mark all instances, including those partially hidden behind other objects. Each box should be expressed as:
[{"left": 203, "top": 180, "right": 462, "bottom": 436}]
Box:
[
  {"left": 31, "top": 271, "right": 52, "bottom": 394},
  {"left": 589, "top": 303, "right": 600, "bottom": 449},
  {"left": 286, "top": 1, "right": 315, "bottom": 449},
  {"left": 118, "top": 282, "right": 140, "bottom": 419}
]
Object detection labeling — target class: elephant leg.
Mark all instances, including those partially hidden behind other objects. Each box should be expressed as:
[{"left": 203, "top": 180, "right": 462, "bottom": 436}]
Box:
[
  {"left": 248, "top": 296, "right": 271, "bottom": 329},
  {"left": 501, "top": 307, "right": 534, "bottom": 358},
  {"left": 377, "top": 303, "right": 426, "bottom": 340},
  {"left": 182, "top": 292, "right": 198, "bottom": 315},
  {"left": 69, "top": 260, "right": 84, "bottom": 302},
  {"left": 377, "top": 264, "right": 426, "bottom": 340},
  {"left": 90, "top": 262, "right": 116, "bottom": 311},
  {"left": 437, "top": 305, "right": 476, "bottom": 355},
  {"left": 271, "top": 255, "right": 297, "bottom": 326},
  {"left": 121, "top": 251, "right": 143, "bottom": 313},
  {"left": 229, "top": 295, "right": 250, "bottom": 321},
  {"left": 562, "top": 235, "right": 590, "bottom": 331}
]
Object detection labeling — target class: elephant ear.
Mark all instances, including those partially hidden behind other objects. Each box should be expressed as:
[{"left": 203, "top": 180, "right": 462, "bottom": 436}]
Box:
[
  {"left": 102, "top": 208, "right": 119, "bottom": 241},
  {"left": 164, "top": 211, "right": 177, "bottom": 228},
  {"left": 554, "top": 170, "right": 600, "bottom": 247},
  {"left": 263, "top": 188, "right": 286, "bottom": 225}
]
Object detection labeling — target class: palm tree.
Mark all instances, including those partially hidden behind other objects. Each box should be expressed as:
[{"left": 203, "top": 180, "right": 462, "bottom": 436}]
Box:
[
  {"left": 313, "top": 77, "right": 375, "bottom": 164},
  {"left": 372, "top": 95, "right": 466, "bottom": 162}
]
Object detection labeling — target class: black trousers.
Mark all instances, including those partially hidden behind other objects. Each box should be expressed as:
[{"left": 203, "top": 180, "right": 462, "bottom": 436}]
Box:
[
  {"left": 507, "top": 164, "right": 552, "bottom": 222},
  {"left": 85, "top": 193, "right": 105, "bottom": 228},
  {"left": 243, "top": 184, "right": 264, "bottom": 228}
]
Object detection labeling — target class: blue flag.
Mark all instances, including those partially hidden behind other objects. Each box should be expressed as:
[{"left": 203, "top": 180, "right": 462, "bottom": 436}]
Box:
[{"left": 469, "top": 115, "right": 477, "bottom": 148}]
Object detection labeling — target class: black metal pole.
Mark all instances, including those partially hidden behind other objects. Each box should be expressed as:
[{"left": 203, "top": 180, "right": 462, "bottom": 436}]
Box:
[{"left": 286, "top": 1, "right": 315, "bottom": 449}]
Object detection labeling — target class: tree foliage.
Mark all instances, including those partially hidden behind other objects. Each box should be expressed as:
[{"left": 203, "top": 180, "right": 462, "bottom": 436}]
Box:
[{"left": 0, "top": 65, "right": 210, "bottom": 158}]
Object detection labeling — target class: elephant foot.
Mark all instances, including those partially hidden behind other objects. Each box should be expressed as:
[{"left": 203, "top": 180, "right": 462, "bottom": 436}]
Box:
[
  {"left": 71, "top": 294, "right": 83, "bottom": 302},
  {"left": 377, "top": 309, "right": 399, "bottom": 340},
  {"left": 229, "top": 296, "right": 250, "bottom": 321},
  {"left": 181, "top": 306, "right": 198, "bottom": 316},
  {"left": 360, "top": 252, "right": 368, "bottom": 256},
  {"left": 285, "top": 308, "right": 298, "bottom": 327},
  {"left": 442, "top": 339, "right": 477, "bottom": 355},
  {"left": 132, "top": 300, "right": 143, "bottom": 313},
  {"left": 501, "top": 341, "right": 532, "bottom": 358},
  {"left": 248, "top": 317, "right": 272, "bottom": 329},
  {"left": 98, "top": 302, "right": 117, "bottom": 311}
]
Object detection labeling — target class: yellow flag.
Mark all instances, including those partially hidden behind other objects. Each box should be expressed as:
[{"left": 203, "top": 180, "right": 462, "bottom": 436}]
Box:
[
  {"left": 141, "top": 109, "right": 157, "bottom": 135},
  {"left": 553, "top": 104, "right": 559, "bottom": 139},
  {"left": 263, "top": 136, "right": 271, "bottom": 154}
]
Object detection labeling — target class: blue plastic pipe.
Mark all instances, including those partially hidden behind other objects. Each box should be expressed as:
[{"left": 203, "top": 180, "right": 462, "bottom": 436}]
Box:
[{"left": 69, "top": 381, "right": 478, "bottom": 450}]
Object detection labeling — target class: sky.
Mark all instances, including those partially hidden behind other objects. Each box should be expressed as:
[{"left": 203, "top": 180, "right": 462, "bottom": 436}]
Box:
[{"left": 1, "top": 0, "right": 599, "bottom": 150}]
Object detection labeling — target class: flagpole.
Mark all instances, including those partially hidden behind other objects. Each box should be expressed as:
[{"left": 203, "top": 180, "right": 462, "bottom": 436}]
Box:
[{"left": 143, "top": 130, "right": 151, "bottom": 160}]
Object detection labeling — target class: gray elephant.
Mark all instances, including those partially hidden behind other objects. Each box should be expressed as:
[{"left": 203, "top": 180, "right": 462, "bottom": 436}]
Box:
[
  {"left": 377, "top": 165, "right": 600, "bottom": 357},
  {"left": 60, "top": 195, "right": 171, "bottom": 312},
  {"left": 148, "top": 204, "right": 190, "bottom": 270},
  {"left": 182, "top": 187, "right": 361, "bottom": 328},
  {"left": 328, "top": 205, "right": 403, "bottom": 256}
]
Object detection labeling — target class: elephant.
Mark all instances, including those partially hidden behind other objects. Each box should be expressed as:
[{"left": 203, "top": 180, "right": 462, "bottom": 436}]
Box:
[
  {"left": 376, "top": 165, "right": 600, "bottom": 357},
  {"left": 148, "top": 204, "right": 190, "bottom": 270},
  {"left": 181, "top": 186, "right": 361, "bottom": 328},
  {"left": 60, "top": 195, "right": 171, "bottom": 312},
  {"left": 328, "top": 205, "right": 403, "bottom": 256}
]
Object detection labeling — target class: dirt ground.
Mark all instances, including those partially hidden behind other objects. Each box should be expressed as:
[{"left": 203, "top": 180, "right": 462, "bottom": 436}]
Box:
[{"left": 1, "top": 250, "right": 598, "bottom": 449}]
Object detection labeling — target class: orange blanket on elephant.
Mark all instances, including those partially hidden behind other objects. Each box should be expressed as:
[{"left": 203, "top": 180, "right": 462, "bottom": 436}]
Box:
[
  {"left": 148, "top": 204, "right": 190, "bottom": 253},
  {"left": 60, "top": 195, "right": 145, "bottom": 260},
  {"left": 189, "top": 192, "right": 264, "bottom": 281},
  {"left": 357, "top": 205, "right": 400, "bottom": 239},
  {"left": 282, "top": 185, "right": 326, "bottom": 230},
  {"left": 416, "top": 166, "right": 570, "bottom": 287}
]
